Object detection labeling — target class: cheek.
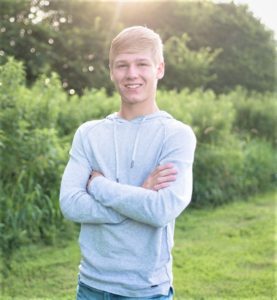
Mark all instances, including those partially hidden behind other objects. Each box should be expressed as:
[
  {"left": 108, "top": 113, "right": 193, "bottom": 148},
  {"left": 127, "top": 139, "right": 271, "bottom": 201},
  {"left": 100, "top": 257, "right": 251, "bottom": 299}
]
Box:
[
  {"left": 111, "top": 69, "right": 122, "bottom": 81},
  {"left": 111, "top": 74, "right": 122, "bottom": 86}
]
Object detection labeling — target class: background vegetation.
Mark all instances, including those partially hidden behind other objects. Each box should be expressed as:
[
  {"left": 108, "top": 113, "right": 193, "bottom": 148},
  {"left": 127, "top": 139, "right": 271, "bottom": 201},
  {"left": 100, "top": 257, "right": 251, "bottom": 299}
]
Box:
[
  {"left": 1, "top": 192, "right": 275, "bottom": 299},
  {"left": 0, "top": 58, "right": 276, "bottom": 295},
  {"left": 0, "top": 0, "right": 276, "bottom": 298},
  {"left": 0, "top": 0, "right": 276, "bottom": 94}
]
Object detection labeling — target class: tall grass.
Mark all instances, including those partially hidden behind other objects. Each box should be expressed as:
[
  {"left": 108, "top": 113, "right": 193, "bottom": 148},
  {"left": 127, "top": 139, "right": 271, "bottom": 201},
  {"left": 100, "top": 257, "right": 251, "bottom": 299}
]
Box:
[{"left": 0, "top": 58, "right": 276, "bottom": 277}]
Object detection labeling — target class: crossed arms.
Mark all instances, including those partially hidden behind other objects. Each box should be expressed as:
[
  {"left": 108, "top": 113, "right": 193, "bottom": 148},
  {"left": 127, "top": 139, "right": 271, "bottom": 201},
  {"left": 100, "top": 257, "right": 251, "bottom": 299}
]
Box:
[{"left": 59, "top": 125, "right": 196, "bottom": 228}]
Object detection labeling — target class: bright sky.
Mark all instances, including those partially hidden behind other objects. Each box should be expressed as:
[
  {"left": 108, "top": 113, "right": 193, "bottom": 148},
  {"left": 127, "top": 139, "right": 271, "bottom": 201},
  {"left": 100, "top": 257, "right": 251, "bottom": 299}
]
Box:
[{"left": 217, "top": 0, "right": 277, "bottom": 38}]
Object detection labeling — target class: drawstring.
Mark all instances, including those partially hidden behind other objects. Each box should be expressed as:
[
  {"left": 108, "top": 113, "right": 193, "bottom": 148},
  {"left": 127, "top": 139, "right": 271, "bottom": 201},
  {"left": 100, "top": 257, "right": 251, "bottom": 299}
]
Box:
[
  {"left": 130, "top": 116, "right": 145, "bottom": 168},
  {"left": 113, "top": 121, "right": 120, "bottom": 182},
  {"left": 113, "top": 116, "right": 146, "bottom": 182}
]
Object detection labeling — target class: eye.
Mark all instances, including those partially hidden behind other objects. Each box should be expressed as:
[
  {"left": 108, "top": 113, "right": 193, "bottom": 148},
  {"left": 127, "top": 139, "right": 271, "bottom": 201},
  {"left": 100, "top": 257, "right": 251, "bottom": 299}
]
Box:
[
  {"left": 138, "top": 63, "right": 149, "bottom": 67},
  {"left": 116, "top": 64, "right": 127, "bottom": 69}
]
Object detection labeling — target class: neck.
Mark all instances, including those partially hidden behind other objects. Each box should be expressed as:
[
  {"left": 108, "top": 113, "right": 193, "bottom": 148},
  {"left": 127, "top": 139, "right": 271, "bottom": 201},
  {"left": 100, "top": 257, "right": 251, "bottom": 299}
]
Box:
[{"left": 118, "top": 102, "right": 159, "bottom": 120}]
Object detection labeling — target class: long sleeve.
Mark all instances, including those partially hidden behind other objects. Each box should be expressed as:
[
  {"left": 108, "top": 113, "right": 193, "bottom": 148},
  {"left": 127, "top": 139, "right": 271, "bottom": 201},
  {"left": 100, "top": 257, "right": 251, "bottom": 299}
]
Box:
[
  {"left": 88, "top": 125, "right": 196, "bottom": 228},
  {"left": 59, "top": 126, "right": 126, "bottom": 224}
]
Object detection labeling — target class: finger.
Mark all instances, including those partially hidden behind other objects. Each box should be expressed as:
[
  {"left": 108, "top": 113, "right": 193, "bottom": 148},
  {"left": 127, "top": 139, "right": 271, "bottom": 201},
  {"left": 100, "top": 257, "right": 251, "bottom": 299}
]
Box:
[
  {"left": 152, "top": 169, "right": 177, "bottom": 182},
  {"left": 158, "top": 163, "right": 174, "bottom": 170},
  {"left": 156, "top": 175, "right": 176, "bottom": 184},
  {"left": 153, "top": 182, "right": 170, "bottom": 191},
  {"left": 157, "top": 168, "right": 178, "bottom": 177},
  {"left": 152, "top": 163, "right": 175, "bottom": 175}
]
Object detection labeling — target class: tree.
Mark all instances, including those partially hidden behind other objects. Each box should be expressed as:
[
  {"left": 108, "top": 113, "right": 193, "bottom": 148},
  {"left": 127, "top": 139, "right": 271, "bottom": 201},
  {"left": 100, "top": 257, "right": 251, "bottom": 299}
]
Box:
[
  {"left": 0, "top": 0, "right": 54, "bottom": 83},
  {"left": 1, "top": 0, "right": 275, "bottom": 94},
  {"left": 167, "top": 1, "right": 276, "bottom": 93},
  {"left": 114, "top": 1, "right": 276, "bottom": 93},
  {"left": 162, "top": 33, "right": 221, "bottom": 91},
  {"left": 40, "top": 0, "right": 120, "bottom": 94}
]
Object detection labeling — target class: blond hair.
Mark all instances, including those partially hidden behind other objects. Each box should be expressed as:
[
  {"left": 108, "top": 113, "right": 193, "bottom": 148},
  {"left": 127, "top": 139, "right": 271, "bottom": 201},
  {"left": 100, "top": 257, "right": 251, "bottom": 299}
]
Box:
[{"left": 109, "top": 26, "right": 164, "bottom": 67}]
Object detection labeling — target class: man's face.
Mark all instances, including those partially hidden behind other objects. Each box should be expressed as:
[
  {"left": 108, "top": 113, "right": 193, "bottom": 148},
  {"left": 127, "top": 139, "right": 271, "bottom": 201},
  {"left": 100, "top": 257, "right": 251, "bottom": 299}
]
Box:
[{"left": 110, "top": 49, "right": 164, "bottom": 106}]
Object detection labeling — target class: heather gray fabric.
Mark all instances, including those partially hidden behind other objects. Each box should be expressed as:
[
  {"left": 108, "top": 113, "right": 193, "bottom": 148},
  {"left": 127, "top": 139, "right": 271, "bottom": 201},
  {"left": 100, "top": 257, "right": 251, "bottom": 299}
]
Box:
[{"left": 60, "top": 110, "right": 196, "bottom": 297}]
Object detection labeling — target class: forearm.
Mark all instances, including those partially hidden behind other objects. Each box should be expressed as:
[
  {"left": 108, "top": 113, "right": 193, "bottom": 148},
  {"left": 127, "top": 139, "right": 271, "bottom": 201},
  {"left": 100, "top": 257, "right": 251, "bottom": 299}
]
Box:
[
  {"left": 88, "top": 126, "right": 196, "bottom": 227},
  {"left": 60, "top": 159, "right": 126, "bottom": 224},
  {"left": 60, "top": 188, "right": 125, "bottom": 224},
  {"left": 87, "top": 163, "right": 193, "bottom": 227}
]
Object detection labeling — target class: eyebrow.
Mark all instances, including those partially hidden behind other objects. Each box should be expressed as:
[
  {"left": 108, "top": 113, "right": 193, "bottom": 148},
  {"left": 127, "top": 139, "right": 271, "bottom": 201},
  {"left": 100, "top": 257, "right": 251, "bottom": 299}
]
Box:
[{"left": 114, "top": 60, "right": 127, "bottom": 65}]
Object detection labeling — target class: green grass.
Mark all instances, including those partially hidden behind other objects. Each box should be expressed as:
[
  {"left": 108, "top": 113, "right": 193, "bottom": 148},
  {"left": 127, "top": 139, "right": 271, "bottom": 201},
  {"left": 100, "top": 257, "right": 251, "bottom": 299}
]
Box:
[
  {"left": 173, "top": 192, "right": 276, "bottom": 299},
  {"left": 0, "top": 192, "right": 275, "bottom": 300}
]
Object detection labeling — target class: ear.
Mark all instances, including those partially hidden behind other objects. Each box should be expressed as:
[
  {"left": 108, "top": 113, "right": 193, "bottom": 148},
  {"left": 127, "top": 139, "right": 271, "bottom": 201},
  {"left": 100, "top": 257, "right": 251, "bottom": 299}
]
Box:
[{"left": 156, "top": 61, "right": 165, "bottom": 80}]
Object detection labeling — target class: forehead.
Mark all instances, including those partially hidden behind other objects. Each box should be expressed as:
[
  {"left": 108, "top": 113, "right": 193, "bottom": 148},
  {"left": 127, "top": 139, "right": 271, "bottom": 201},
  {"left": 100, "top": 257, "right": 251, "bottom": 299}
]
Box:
[{"left": 113, "top": 50, "right": 155, "bottom": 64}]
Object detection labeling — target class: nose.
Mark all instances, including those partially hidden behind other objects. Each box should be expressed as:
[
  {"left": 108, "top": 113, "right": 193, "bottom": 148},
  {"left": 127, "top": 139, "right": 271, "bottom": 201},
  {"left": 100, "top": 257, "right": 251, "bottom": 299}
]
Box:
[{"left": 126, "top": 64, "right": 138, "bottom": 79}]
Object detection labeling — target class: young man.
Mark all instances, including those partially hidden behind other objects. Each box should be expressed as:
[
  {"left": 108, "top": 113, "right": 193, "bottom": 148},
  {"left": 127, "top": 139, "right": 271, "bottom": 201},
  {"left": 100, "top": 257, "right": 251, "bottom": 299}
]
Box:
[{"left": 60, "top": 26, "right": 196, "bottom": 299}]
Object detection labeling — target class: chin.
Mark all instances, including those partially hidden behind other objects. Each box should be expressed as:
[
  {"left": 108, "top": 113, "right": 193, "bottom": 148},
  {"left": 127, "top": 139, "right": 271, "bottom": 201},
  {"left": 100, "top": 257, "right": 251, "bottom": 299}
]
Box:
[
  {"left": 121, "top": 94, "right": 144, "bottom": 104},
  {"left": 123, "top": 99, "right": 143, "bottom": 105}
]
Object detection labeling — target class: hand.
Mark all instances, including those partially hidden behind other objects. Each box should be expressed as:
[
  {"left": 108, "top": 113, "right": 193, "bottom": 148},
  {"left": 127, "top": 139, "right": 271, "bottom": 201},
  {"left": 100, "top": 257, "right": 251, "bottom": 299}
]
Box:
[
  {"left": 87, "top": 170, "right": 103, "bottom": 188},
  {"left": 142, "top": 163, "right": 177, "bottom": 191}
]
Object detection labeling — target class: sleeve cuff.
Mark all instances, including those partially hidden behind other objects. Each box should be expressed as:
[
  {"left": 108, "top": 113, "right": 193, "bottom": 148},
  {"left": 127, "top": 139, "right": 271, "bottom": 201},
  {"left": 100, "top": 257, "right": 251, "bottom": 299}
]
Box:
[{"left": 87, "top": 175, "right": 107, "bottom": 198}]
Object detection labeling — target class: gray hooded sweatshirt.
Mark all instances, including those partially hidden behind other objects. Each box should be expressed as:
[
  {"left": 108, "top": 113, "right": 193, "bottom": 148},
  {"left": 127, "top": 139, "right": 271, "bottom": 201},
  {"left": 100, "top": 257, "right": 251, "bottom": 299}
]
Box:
[{"left": 59, "top": 110, "right": 196, "bottom": 297}]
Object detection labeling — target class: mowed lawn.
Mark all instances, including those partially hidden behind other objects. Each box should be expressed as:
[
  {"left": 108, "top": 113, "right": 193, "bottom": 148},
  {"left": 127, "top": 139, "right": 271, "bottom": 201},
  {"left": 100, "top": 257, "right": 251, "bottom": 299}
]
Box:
[{"left": 1, "top": 192, "right": 275, "bottom": 300}]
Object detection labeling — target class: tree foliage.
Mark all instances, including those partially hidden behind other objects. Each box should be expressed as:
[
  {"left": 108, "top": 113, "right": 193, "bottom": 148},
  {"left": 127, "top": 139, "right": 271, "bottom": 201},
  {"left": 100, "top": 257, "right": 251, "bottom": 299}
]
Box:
[
  {"left": 163, "top": 34, "right": 221, "bottom": 90},
  {"left": 179, "top": 2, "right": 276, "bottom": 93},
  {"left": 0, "top": 0, "right": 54, "bottom": 83},
  {"left": 0, "top": 0, "right": 275, "bottom": 94}
]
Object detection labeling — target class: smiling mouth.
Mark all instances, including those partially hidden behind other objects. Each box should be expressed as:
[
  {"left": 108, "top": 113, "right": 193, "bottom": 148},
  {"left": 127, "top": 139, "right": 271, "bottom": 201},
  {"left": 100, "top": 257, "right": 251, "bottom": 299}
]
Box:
[{"left": 125, "top": 84, "right": 142, "bottom": 89}]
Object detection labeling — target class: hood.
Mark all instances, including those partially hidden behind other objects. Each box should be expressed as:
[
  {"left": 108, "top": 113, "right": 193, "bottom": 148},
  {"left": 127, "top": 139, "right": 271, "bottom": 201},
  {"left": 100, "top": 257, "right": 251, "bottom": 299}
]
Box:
[{"left": 106, "top": 110, "right": 173, "bottom": 182}]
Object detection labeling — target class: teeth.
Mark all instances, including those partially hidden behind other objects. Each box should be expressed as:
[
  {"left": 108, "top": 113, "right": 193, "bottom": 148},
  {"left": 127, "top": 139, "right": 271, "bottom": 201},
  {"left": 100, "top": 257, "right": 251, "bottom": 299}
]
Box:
[{"left": 126, "top": 84, "right": 141, "bottom": 89}]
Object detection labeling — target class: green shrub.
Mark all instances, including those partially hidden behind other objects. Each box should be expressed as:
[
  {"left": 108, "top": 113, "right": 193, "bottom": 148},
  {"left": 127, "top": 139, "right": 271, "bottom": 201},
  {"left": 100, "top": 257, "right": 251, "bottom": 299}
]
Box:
[
  {"left": 0, "top": 59, "right": 71, "bottom": 269},
  {"left": 57, "top": 89, "right": 120, "bottom": 137},
  {"left": 193, "top": 137, "right": 244, "bottom": 206},
  {"left": 0, "top": 58, "right": 276, "bottom": 268},
  {"left": 220, "top": 88, "right": 277, "bottom": 145},
  {"left": 241, "top": 138, "right": 276, "bottom": 194},
  {"left": 192, "top": 137, "right": 275, "bottom": 206},
  {"left": 158, "top": 89, "right": 236, "bottom": 144}
]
